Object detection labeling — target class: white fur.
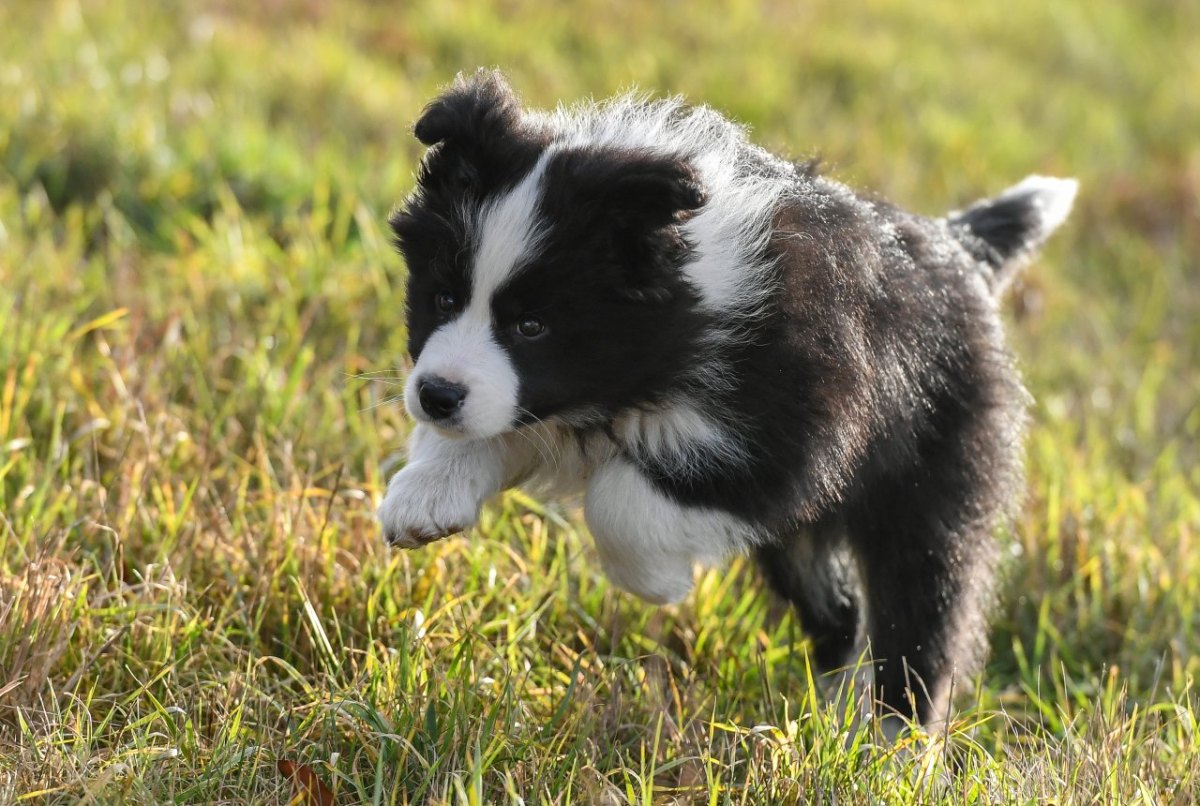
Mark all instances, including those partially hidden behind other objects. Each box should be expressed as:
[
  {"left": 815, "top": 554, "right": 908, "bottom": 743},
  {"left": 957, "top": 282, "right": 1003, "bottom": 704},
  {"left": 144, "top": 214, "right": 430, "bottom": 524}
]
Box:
[
  {"left": 378, "top": 424, "right": 542, "bottom": 546},
  {"left": 514, "top": 424, "right": 616, "bottom": 499},
  {"left": 583, "top": 458, "right": 759, "bottom": 603},
  {"left": 1001, "top": 174, "right": 1079, "bottom": 241},
  {"left": 613, "top": 401, "right": 747, "bottom": 477}
]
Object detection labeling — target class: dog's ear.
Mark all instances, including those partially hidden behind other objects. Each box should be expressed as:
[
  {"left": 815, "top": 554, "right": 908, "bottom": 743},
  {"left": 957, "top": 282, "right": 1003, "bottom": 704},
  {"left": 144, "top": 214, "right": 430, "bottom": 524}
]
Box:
[
  {"left": 546, "top": 149, "right": 706, "bottom": 302},
  {"left": 612, "top": 160, "right": 706, "bottom": 231},
  {"left": 584, "top": 152, "right": 707, "bottom": 229},
  {"left": 606, "top": 155, "right": 705, "bottom": 301},
  {"left": 413, "top": 69, "right": 522, "bottom": 148}
]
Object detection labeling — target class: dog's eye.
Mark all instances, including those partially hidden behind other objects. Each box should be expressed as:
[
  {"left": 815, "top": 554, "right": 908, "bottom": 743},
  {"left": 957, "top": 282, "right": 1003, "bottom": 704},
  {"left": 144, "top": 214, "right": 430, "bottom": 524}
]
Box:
[
  {"left": 516, "top": 316, "right": 546, "bottom": 339},
  {"left": 434, "top": 291, "right": 457, "bottom": 314}
]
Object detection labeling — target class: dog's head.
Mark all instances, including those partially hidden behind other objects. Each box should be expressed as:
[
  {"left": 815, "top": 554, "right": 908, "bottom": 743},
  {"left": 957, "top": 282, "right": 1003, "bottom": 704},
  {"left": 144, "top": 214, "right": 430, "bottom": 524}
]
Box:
[{"left": 390, "top": 70, "right": 708, "bottom": 439}]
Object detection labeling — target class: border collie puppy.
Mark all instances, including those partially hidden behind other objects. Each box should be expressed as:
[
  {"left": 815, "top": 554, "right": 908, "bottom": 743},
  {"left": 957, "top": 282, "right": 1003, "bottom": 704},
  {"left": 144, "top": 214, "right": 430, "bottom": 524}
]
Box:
[{"left": 377, "top": 69, "right": 1077, "bottom": 732}]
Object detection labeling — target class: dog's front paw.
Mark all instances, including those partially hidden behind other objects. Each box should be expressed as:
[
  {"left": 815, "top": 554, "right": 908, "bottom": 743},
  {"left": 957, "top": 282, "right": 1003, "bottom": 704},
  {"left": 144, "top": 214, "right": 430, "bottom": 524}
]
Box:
[{"left": 377, "top": 464, "right": 481, "bottom": 549}]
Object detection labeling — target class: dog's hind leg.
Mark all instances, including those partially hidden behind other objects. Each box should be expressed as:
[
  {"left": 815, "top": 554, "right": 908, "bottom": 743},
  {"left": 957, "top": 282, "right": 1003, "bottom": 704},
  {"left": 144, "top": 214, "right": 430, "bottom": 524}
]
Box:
[{"left": 848, "top": 445, "right": 1002, "bottom": 733}]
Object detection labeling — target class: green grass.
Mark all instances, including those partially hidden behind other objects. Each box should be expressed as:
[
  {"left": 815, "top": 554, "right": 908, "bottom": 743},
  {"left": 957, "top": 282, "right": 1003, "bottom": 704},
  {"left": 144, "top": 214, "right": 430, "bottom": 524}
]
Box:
[{"left": 1, "top": 0, "right": 1198, "bottom": 802}]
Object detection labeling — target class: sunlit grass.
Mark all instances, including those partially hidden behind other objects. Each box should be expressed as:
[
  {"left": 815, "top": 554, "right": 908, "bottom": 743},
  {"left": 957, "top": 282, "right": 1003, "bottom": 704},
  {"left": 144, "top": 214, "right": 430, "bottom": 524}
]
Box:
[{"left": 1, "top": 0, "right": 1198, "bottom": 802}]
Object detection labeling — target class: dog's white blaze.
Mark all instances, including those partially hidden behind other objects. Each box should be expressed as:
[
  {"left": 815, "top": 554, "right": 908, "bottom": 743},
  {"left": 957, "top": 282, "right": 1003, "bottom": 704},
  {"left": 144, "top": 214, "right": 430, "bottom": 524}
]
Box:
[
  {"left": 470, "top": 152, "right": 552, "bottom": 301},
  {"left": 406, "top": 155, "right": 553, "bottom": 438},
  {"left": 584, "top": 459, "right": 758, "bottom": 604}
]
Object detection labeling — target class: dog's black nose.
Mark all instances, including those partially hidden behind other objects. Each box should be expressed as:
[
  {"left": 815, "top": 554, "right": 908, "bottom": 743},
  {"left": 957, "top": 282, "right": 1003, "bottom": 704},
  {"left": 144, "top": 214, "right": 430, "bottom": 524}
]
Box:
[{"left": 418, "top": 377, "right": 468, "bottom": 420}]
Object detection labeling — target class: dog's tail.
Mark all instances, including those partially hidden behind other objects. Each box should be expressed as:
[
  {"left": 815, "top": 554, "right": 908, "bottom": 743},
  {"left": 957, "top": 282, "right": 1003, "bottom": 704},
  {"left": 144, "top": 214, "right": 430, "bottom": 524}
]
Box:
[{"left": 948, "top": 175, "right": 1078, "bottom": 294}]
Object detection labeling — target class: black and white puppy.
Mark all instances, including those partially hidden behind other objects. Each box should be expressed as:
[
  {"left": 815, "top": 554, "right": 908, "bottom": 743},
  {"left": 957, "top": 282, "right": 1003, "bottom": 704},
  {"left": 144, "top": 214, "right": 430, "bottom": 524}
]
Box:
[{"left": 377, "top": 69, "right": 1076, "bottom": 731}]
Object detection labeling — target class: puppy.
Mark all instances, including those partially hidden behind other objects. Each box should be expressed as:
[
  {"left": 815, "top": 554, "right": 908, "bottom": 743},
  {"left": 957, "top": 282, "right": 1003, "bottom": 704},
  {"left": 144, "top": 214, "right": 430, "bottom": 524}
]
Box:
[{"left": 377, "top": 69, "right": 1076, "bottom": 731}]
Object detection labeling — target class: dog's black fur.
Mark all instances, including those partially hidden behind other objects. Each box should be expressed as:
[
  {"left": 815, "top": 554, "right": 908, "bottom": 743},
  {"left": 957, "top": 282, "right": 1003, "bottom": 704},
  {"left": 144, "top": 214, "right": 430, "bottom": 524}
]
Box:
[{"left": 382, "top": 70, "right": 1076, "bottom": 729}]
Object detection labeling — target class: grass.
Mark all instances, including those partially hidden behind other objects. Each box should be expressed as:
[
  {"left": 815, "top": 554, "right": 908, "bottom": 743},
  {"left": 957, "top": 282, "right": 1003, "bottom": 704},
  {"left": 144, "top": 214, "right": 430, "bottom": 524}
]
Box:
[{"left": 1, "top": 0, "right": 1198, "bottom": 802}]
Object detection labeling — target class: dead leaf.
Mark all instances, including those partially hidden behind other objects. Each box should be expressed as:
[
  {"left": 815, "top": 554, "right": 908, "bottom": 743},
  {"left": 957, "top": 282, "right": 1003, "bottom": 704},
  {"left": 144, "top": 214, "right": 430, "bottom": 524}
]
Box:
[{"left": 277, "top": 759, "right": 336, "bottom": 806}]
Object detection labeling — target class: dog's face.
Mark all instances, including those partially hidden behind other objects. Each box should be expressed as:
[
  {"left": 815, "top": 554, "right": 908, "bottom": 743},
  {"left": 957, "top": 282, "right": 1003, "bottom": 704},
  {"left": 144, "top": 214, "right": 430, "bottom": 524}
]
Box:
[{"left": 391, "top": 72, "right": 708, "bottom": 439}]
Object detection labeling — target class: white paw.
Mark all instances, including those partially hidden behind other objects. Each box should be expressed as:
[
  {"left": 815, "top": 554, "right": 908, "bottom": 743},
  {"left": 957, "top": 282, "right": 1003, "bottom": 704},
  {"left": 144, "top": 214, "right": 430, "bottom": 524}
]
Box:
[{"left": 377, "top": 464, "right": 481, "bottom": 549}]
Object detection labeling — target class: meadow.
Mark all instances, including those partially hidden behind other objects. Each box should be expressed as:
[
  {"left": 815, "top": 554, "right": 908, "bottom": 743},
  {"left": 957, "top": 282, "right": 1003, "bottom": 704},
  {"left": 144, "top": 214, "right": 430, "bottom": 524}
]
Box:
[{"left": 1, "top": 0, "right": 1198, "bottom": 802}]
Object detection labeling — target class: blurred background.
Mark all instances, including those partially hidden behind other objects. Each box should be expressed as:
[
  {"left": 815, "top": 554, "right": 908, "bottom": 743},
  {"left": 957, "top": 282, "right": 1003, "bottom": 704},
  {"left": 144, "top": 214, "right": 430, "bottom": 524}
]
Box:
[{"left": 1, "top": 0, "right": 1198, "bottom": 801}]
